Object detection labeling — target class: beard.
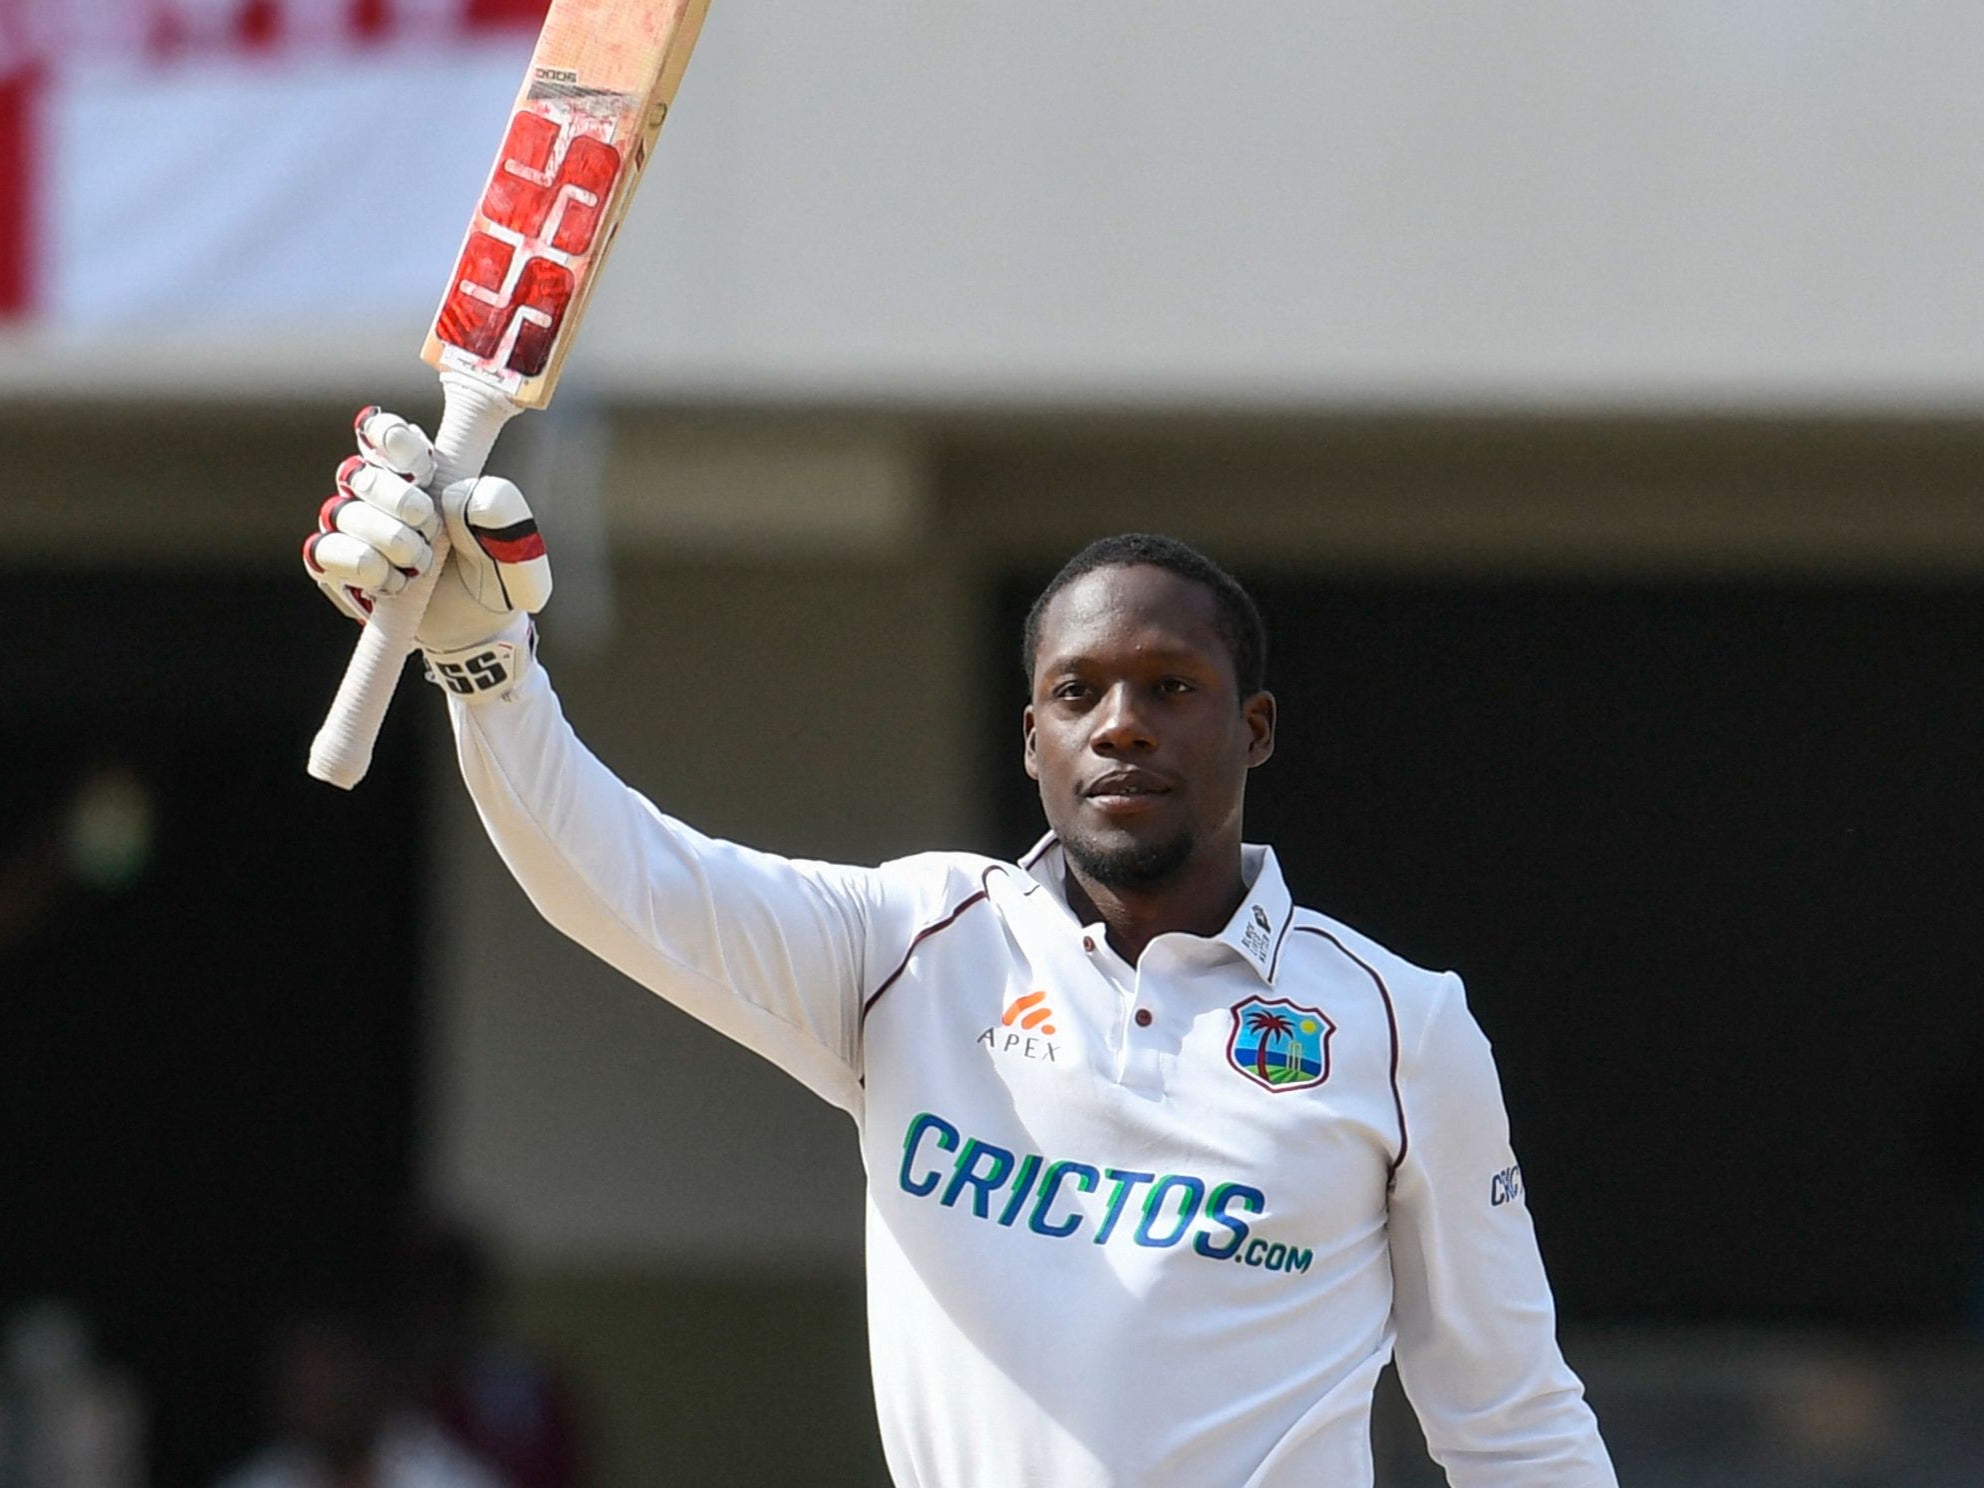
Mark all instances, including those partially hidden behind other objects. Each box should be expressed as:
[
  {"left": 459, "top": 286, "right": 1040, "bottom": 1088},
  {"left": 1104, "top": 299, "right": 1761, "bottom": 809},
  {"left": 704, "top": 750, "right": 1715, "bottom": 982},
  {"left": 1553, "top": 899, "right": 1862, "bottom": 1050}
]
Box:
[{"left": 1060, "top": 822, "right": 1196, "bottom": 890}]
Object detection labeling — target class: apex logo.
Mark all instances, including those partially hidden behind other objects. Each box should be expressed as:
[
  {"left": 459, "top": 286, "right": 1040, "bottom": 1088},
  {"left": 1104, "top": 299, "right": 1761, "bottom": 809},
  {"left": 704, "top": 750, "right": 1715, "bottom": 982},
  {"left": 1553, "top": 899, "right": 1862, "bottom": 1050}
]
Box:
[
  {"left": 976, "top": 992, "right": 1062, "bottom": 1062},
  {"left": 1001, "top": 991, "right": 1057, "bottom": 1035}
]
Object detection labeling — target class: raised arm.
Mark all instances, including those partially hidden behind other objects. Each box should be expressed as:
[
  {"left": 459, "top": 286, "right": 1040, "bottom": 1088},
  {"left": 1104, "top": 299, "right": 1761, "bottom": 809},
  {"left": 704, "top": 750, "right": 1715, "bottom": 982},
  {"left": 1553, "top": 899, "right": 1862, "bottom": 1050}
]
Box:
[
  {"left": 446, "top": 624, "right": 879, "bottom": 1110},
  {"left": 302, "top": 410, "right": 938, "bottom": 1115},
  {"left": 1386, "top": 973, "right": 1617, "bottom": 1487}
]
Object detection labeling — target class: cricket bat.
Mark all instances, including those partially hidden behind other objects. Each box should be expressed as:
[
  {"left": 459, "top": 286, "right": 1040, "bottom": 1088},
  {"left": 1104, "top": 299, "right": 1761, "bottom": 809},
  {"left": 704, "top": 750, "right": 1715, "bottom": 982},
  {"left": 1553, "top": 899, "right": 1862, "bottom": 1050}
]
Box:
[{"left": 307, "top": 0, "right": 712, "bottom": 789}]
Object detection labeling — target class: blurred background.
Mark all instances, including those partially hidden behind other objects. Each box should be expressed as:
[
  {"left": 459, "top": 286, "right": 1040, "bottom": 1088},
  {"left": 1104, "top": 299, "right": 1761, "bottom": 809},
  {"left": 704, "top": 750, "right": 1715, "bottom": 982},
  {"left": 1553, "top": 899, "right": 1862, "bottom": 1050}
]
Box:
[{"left": 4, "top": 2, "right": 1984, "bottom": 1484}]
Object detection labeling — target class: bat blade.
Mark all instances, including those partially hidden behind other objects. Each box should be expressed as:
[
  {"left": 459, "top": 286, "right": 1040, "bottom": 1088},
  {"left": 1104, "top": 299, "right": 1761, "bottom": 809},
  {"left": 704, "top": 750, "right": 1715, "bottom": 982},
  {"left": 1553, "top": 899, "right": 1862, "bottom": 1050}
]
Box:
[
  {"left": 423, "top": 0, "right": 712, "bottom": 408},
  {"left": 307, "top": 0, "right": 709, "bottom": 789}
]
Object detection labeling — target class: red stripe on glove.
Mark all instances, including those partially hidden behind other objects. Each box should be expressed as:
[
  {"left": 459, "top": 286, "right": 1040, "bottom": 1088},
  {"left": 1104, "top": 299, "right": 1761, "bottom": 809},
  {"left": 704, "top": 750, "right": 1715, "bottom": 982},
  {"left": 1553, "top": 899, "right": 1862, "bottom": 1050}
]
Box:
[{"left": 479, "top": 530, "right": 548, "bottom": 565}]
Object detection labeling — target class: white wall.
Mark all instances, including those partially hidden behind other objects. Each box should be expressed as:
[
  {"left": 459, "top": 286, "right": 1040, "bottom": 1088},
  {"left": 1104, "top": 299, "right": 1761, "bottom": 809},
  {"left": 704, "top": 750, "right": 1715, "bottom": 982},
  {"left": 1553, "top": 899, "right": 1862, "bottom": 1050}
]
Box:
[
  {"left": 15, "top": 2, "right": 1984, "bottom": 407},
  {"left": 620, "top": 1, "right": 1984, "bottom": 406}
]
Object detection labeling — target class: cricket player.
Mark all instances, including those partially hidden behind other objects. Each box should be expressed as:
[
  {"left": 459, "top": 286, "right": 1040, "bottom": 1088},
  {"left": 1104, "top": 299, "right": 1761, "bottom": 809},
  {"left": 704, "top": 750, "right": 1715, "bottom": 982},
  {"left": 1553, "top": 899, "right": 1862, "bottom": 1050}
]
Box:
[{"left": 305, "top": 414, "right": 1618, "bottom": 1487}]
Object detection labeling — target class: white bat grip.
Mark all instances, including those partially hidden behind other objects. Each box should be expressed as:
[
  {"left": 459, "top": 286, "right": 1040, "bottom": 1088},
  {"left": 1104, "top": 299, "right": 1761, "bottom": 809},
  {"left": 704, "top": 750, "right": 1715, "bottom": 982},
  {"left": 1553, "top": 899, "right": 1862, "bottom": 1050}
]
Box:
[{"left": 307, "top": 373, "right": 520, "bottom": 788}]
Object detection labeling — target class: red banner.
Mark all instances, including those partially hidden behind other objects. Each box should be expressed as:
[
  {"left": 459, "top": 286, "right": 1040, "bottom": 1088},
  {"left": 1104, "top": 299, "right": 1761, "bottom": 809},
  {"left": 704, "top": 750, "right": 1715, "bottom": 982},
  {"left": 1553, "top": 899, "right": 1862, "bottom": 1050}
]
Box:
[
  {"left": 2, "top": 2, "right": 548, "bottom": 64},
  {"left": 0, "top": 69, "right": 32, "bottom": 313},
  {"left": 0, "top": 0, "right": 548, "bottom": 325}
]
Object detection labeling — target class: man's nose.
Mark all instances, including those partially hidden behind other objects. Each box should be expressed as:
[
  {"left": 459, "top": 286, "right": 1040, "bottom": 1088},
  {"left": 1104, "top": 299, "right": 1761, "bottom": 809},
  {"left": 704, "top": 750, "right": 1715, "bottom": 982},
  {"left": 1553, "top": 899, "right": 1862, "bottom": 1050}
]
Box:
[{"left": 1091, "top": 684, "right": 1157, "bottom": 753}]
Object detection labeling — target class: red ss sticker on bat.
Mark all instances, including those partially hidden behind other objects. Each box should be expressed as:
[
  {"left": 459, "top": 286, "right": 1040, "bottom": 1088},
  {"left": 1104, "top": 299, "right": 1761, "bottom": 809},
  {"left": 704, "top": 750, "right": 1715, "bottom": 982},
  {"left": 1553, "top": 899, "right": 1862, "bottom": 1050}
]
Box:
[{"left": 435, "top": 109, "right": 624, "bottom": 377}]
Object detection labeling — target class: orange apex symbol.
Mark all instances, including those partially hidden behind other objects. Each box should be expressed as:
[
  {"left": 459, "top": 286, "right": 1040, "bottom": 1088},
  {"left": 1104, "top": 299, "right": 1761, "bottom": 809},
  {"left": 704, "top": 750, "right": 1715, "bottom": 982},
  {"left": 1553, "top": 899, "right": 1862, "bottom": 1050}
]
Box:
[{"left": 1001, "top": 991, "right": 1057, "bottom": 1036}]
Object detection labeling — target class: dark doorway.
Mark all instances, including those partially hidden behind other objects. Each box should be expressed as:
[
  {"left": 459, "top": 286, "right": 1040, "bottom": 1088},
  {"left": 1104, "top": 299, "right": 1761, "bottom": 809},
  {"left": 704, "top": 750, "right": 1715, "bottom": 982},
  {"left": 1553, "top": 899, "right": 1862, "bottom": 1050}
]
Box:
[
  {"left": 3, "top": 574, "right": 428, "bottom": 1486},
  {"left": 994, "top": 573, "right": 1984, "bottom": 1328}
]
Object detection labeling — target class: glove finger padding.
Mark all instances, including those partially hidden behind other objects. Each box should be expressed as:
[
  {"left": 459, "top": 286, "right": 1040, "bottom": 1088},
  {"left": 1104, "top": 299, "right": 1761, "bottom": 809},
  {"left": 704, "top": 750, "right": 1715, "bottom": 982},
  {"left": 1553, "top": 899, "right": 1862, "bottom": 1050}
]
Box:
[
  {"left": 354, "top": 405, "right": 438, "bottom": 489},
  {"left": 338, "top": 454, "right": 439, "bottom": 539},
  {"left": 307, "top": 531, "right": 405, "bottom": 598},
  {"left": 304, "top": 406, "right": 442, "bottom": 626},
  {"left": 323, "top": 475, "right": 434, "bottom": 572},
  {"left": 306, "top": 406, "right": 554, "bottom": 655},
  {"left": 443, "top": 477, "right": 554, "bottom": 616}
]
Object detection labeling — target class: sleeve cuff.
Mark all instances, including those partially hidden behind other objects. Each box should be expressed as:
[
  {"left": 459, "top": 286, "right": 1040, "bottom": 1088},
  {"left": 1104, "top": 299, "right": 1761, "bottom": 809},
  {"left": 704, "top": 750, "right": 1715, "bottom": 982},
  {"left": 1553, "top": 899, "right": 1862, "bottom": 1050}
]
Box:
[{"left": 421, "top": 616, "right": 537, "bottom": 703}]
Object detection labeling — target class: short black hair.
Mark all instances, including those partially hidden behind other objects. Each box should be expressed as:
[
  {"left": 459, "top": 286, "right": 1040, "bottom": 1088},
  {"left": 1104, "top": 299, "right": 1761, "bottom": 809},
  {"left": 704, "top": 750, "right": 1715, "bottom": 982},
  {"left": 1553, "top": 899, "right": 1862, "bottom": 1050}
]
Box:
[{"left": 1021, "top": 533, "right": 1268, "bottom": 697}]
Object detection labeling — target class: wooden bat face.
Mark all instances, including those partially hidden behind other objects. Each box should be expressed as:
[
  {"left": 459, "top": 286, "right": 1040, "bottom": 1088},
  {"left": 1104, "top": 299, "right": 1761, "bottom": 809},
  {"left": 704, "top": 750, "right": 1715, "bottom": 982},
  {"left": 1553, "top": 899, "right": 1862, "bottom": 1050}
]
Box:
[
  {"left": 311, "top": 0, "right": 708, "bottom": 791},
  {"left": 422, "top": 0, "right": 709, "bottom": 409}
]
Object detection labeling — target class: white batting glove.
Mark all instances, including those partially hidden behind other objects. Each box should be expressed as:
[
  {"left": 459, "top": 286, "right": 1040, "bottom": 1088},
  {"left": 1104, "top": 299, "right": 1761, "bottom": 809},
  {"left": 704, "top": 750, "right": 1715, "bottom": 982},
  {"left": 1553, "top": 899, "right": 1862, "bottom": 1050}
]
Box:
[{"left": 303, "top": 406, "right": 554, "bottom": 667}]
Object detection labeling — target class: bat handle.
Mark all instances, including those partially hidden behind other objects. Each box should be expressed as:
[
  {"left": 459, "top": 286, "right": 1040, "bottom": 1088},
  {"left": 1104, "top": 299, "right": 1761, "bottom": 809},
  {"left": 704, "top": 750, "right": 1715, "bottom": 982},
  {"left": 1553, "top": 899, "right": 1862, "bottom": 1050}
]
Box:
[{"left": 306, "top": 372, "right": 520, "bottom": 789}]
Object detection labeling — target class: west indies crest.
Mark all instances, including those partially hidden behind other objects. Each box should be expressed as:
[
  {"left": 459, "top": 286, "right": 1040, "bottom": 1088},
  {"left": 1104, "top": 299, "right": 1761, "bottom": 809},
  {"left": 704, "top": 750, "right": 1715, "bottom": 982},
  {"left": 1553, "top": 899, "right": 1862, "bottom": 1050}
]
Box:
[{"left": 1226, "top": 995, "right": 1335, "bottom": 1092}]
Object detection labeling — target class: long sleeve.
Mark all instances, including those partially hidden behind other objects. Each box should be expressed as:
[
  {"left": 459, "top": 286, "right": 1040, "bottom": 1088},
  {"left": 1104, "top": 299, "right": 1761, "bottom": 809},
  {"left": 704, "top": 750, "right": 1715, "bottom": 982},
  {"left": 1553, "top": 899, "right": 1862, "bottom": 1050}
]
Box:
[
  {"left": 1387, "top": 973, "right": 1617, "bottom": 1487},
  {"left": 443, "top": 642, "right": 951, "bottom": 1117}
]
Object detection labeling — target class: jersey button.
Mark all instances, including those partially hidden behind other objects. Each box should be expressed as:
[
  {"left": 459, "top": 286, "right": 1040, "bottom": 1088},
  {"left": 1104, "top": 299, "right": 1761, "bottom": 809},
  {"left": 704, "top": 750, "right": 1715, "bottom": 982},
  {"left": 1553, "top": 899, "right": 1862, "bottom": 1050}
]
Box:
[
  {"left": 1083, "top": 936, "right": 1097, "bottom": 952},
  {"left": 1134, "top": 1008, "right": 1153, "bottom": 1027}
]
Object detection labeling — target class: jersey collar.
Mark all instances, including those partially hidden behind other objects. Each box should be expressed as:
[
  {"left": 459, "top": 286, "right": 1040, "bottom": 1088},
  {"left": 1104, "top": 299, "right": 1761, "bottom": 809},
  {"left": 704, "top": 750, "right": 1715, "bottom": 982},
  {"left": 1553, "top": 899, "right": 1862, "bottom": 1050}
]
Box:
[
  {"left": 1017, "top": 834, "right": 1295, "bottom": 986},
  {"left": 1219, "top": 845, "right": 1296, "bottom": 985}
]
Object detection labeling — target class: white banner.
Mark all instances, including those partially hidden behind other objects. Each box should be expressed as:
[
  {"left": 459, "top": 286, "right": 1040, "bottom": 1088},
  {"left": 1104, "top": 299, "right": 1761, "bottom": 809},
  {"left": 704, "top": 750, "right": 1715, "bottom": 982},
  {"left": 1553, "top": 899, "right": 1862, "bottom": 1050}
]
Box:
[{"left": 3, "top": 0, "right": 541, "bottom": 329}]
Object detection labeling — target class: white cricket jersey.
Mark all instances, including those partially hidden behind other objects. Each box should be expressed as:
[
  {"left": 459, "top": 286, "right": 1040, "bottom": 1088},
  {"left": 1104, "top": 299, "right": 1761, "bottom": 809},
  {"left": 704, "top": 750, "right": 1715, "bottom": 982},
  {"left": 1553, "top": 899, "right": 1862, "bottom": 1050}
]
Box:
[{"left": 446, "top": 642, "right": 1616, "bottom": 1488}]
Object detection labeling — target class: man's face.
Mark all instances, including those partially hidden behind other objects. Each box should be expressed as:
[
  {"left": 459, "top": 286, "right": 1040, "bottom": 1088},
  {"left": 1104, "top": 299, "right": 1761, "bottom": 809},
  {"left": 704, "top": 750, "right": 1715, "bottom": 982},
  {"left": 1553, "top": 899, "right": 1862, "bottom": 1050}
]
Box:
[{"left": 1025, "top": 564, "right": 1275, "bottom": 890}]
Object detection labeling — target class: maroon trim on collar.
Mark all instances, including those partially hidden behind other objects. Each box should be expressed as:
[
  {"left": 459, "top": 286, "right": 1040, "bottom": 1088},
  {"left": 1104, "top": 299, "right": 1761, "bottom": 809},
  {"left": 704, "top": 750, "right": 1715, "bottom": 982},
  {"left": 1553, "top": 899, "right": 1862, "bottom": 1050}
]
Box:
[
  {"left": 1019, "top": 835, "right": 1056, "bottom": 870},
  {"left": 1291, "top": 926, "right": 1408, "bottom": 1185},
  {"left": 1264, "top": 898, "right": 1298, "bottom": 981},
  {"left": 861, "top": 871, "right": 999, "bottom": 1022}
]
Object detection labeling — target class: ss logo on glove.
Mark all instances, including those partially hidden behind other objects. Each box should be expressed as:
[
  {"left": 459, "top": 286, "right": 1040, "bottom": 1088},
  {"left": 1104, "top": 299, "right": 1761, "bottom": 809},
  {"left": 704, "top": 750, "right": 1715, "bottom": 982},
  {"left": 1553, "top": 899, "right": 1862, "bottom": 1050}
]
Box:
[{"left": 428, "top": 649, "right": 512, "bottom": 695}]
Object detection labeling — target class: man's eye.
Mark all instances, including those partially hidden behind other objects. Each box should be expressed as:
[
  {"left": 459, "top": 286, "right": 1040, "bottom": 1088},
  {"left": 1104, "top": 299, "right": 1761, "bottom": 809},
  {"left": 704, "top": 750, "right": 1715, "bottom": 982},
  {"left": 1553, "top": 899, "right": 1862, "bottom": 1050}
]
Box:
[
  {"left": 1158, "top": 677, "right": 1195, "bottom": 694},
  {"left": 1052, "top": 682, "right": 1091, "bottom": 701}
]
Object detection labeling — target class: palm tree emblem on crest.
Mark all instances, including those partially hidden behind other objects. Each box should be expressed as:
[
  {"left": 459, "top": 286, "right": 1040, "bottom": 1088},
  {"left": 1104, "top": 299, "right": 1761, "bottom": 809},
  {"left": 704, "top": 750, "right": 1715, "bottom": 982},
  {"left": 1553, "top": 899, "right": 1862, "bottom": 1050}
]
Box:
[{"left": 1227, "top": 996, "right": 1334, "bottom": 1092}]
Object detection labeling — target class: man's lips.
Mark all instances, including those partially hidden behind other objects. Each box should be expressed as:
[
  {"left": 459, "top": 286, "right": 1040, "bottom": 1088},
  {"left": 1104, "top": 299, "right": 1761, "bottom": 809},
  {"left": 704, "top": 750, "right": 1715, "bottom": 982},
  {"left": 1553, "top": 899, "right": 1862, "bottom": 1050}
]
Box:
[{"left": 1082, "top": 770, "right": 1173, "bottom": 814}]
